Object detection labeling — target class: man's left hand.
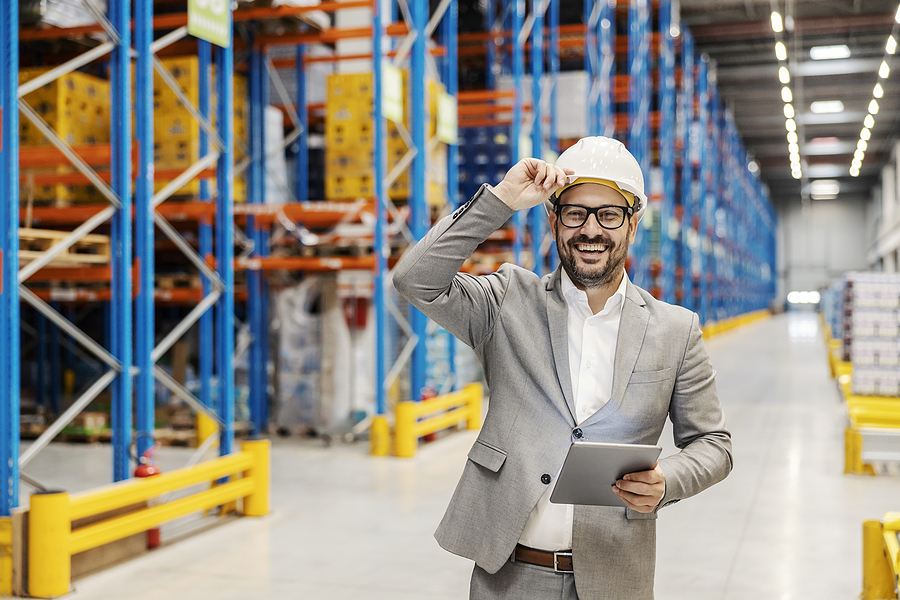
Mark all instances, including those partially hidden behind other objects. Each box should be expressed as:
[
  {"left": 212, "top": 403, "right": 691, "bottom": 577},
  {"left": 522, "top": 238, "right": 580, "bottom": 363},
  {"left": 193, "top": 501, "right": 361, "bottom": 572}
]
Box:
[{"left": 612, "top": 463, "right": 665, "bottom": 513}]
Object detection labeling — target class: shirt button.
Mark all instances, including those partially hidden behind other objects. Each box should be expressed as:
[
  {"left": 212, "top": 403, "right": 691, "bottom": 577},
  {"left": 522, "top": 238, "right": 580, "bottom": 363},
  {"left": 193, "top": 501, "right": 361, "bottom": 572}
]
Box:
[
  {"left": 586, "top": 361, "right": 592, "bottom": 368},
  {"left": 573, "top": 428, "right": 583, "bottom": 439},
  {"left": 541, "top": 473, "right": 552, "bottom": 485}
]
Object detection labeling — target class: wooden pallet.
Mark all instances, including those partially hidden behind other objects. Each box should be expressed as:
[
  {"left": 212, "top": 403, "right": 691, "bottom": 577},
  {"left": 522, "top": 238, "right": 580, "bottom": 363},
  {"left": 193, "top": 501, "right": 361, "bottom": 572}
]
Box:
[
  {"left": 156, "top": 273, "right": 201, "bottom": 290},
  {"left": 19, "top": 228, "right": 111, "bottom": 267}
]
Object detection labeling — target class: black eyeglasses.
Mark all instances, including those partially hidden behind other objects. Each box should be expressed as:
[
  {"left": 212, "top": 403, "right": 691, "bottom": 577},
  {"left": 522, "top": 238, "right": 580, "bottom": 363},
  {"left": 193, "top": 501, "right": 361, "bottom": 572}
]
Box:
[{"left": 555, "top": 204, "right": 633, "bottom": 229}]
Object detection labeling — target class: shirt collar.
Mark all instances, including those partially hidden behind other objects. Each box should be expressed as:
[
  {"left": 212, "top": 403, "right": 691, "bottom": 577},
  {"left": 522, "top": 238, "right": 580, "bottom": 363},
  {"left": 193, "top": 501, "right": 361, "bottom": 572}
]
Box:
[{"left": 560, "top": 268, "right": 629, "bottom": 314}]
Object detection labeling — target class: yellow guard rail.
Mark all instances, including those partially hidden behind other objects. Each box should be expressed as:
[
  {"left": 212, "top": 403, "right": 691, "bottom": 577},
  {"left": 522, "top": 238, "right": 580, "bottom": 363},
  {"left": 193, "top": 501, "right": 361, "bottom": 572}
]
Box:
[
  {"left": 861, "top": 512, "right": 900, "bottom": 599},
  {"left": 29, "top": 438, "right": 270, "bottom": 598},
  {"left": 393, "top": 383, "right": 482, "bottom": 457}
]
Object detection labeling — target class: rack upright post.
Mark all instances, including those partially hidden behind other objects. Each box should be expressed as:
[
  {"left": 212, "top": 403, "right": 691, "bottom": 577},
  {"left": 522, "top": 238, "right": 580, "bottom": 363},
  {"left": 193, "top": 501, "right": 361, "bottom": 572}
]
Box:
[
  {"left": 0, "top": 0, "right": 20, "bottom": 516},
  {"left": 529, "top": 0, "right": 546, "bottom": 276}
]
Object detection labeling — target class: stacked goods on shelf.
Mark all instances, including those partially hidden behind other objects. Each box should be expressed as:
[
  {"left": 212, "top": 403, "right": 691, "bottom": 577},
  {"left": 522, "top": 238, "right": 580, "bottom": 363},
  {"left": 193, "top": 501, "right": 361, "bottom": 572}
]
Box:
[
  {"left": 822, "top": 279, "right": 844, "bottom": 340},
  {"left": 152, "top": 56, "right": 248, "bottom": 201},
  {"left": 325, "top": 71, "right": 447, "bottom": 205},
  {"left": 18, "top": 68, "right": 110, "bottom": 205},
  {"left": 843, "top": 272, "right": 900, "bottom": 397},
  {"left": 456, "top": 126, "right": 512, "bottom": 205}
]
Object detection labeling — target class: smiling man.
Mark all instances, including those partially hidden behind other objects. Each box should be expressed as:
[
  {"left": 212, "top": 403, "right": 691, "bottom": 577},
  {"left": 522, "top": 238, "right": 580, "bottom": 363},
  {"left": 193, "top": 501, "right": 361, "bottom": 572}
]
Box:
[{"left": 393, "top": 136, "right": 733, "bottom": 600}]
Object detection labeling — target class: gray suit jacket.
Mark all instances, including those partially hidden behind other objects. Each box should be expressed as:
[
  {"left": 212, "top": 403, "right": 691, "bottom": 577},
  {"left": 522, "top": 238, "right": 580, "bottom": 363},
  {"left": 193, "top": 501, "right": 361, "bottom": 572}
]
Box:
[{"left": 393, "top": 185, "right": 733, "bottom": 600}]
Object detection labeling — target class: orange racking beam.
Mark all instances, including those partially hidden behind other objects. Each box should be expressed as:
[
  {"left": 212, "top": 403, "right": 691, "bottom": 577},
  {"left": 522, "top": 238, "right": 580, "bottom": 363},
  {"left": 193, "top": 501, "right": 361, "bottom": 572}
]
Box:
[
  {"left": 24, "top": 266, "right": 111, "bottom": 283},
  {"left": 270, "top": 46, "right": 445, "bottom": 68},
  {"left": 19, "top": 144, "right": 114, "bottom": 169},
  {"left": 258, "top": 22, "right": 409, "bottom": 48},
  {"left": 458, "top": 90, "right": 516, "bottom": 102}
]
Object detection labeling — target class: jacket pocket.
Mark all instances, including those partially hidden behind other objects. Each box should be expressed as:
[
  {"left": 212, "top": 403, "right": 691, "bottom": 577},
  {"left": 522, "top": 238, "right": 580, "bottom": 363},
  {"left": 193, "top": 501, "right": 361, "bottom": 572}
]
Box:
[
  {"left": 467, "top": 440, "right": 508, "bottom": 473},
  {"left": 629, "top": 367, "right": 674, "bottom": 385},
  {"left": 625, "top": 507, "right": 659, "bottom": 520}
]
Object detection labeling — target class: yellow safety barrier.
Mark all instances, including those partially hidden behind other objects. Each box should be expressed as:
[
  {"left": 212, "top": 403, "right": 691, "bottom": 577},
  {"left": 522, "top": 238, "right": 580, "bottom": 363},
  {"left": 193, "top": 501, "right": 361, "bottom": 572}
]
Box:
[
  {"left": 393, "top": 383, "right": 482, "bottom": 458},
  {"left": 28, "top": 439, "right": 270, "bottom": 598},
  {"left": 702, "top": 310, "right": 770, "bottom": 340},
  {"left": 861, "top": 513, "right": 900, "bottom": 599}
]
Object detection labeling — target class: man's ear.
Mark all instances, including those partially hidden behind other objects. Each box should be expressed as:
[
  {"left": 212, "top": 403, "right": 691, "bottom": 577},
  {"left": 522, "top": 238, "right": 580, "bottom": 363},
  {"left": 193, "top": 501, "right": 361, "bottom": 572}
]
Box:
[
  {"left": 626, "top": 214, "right": 638, "bottom": 245},
  {"left": 548, "top": 209, "right": 558, "bottom": 244}
]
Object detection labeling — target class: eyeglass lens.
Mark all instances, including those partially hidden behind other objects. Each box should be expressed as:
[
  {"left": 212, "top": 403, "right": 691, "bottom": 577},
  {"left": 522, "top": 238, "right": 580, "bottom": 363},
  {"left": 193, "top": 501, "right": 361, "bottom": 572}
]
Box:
[{"left": 558, "top": 205, "right": 627, "bottom": 229}]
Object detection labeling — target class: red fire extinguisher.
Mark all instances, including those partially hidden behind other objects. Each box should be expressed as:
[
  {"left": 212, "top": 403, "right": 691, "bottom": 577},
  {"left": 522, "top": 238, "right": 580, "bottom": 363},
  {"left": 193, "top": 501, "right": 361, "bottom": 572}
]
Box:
[{"left": 134, "top": 443, "right": 162, "bottom": 549}]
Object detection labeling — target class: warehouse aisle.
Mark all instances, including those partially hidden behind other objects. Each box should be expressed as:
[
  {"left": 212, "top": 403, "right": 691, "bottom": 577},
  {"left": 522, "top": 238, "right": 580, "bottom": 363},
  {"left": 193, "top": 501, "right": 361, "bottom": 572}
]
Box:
[{"left": 23, "top": 312, "right": 900, "bottom": 599}]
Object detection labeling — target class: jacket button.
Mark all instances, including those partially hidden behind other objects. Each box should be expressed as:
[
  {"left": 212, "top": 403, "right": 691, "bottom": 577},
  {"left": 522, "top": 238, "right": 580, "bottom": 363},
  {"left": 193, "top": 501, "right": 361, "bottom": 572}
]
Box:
[
  {"left": 541, "top": 473, "right": 552, "bottom": 485},
  {"left": 573, "top": 428, "right": 583, "bottom": 439}
]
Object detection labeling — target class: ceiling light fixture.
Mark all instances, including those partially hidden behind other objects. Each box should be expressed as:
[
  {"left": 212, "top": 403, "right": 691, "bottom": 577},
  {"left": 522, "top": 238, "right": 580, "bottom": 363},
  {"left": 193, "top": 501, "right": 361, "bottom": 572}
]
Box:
[
  {"left": 864, "top": 114, "right": 875, "bottom": 128},
  {"left": 776, "top": 42, "right": 787, "bottom": 61},
  {"left": 782, "top": 87, "right": 793, "bottom": 102},
  {"left": 784, "top": 104, "right": 794, "bottom": 118},
  {"left": 857, "top": 139, "right": 867, "bottom": 151},
  {"left": 850, "top": 167, "right": 860, "bottom": 177},
  {"left": 869, "top": 99, "right": 880, "bottom": 114},
  {"left": 789, "top": 142, "right": 799, "bottom": 153},
  {"left": 792, "top": 170, "right": 802, "bottom": 180},
  {"left": 810, "top": 45, "right": 851, "bottom": 60},
  {"left": 879, "top": 61, "right": 890, "bottom": 78},
  {"left": 896, "top": 4, "right": 900, "bottom": 23},
  {"left": 779, "top": 67, "right": 790, "bottom": 84},
  {"left": 771, "top": 11, "right": 783, "bottom": 33},
  {"left": 786, "top": 119, "right": 796, "bottom": 132},
  {"left": 787, "top": 131, "right": 798, "bottom": 144},
  {"left": 809, "top": 100, "right": 844, "bottom": 114},
  {"left": 888, "top": 36, "right": 897, "bottom": 55},
  {"left": 854, "top": 149, "right": 865, "bottom": 161},
  {"left": 748, "top": 160, "right": 759, "bottom": 173},
  {"left": 874, "top": 83, "right": 884, "bottom": 98},
  {"left": 861, "top": 127, "right": 871, "bottom": 141}
]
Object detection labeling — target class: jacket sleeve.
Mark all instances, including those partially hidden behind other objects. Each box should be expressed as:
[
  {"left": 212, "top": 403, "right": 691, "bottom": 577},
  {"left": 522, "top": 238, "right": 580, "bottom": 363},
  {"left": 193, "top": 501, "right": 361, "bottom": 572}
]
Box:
[
  {"left": 392, "top": 185, "right": 517, "bottom": 348},
  {"left": 656, "top": 312, "right": 733, "bottom": 508}
]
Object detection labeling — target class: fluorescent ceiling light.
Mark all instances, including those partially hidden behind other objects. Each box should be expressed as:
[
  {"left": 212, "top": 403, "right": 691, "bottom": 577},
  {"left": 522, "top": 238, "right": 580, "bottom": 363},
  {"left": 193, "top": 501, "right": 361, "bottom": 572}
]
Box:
[
  {"left": 896, "top": 4, "right": 900, "bottom": 23},
  {"left": 850, "top": 168, "right": 860, "bottom": 177},
  {"left": 854, "top": 149, "right": 865, "bottom": 160},
  {"left": 874, "top": 83, "right": 884, "bottom": 98},
  {"left": 776, "top": 42, "right": 787, "bottom": 61},
  {"left": 810, "top": 45, "right": 851, "bottom": 60},
  {"left": 879, "top": 61, "right": 890, "bottom": 78},
  {"left": 782, "top": 87, "right": 793, "bottom": 102},
  {"left": 869, "top": 99, "right": 879, "bottom": 114},
  {"left": 786, "top": 119, "right": 797, "bottom": 132},
  {"left": 888, "top": 36, "right": 897, "bottom": 55},
  {"left": 864, "top": 114, "right": 874, "bottom": 128},
  {"left": 779, "top": 67, "right": 790, "bottom": 84},
  {"left": 787, "top": 131, "right": 799, "bottom": 144},
  {"left": 789, "top": 142, "right": 799, "bottom": 153},
  {"left": 771, "top": 12, "right": 783, "bottom": 33},
  {"left": 748, "top": 160, "right": 759, "bottom": 173},
  {"left": 783, "top": 104, "right": 794, "bottom": 118},
  {"left": 857, "top": 139, "right": 868, "bottom": 151},
  {"left": 811, "top": 179, "right": 840, "bottom": 197},
  {"left": 809, "top": 100, "right": 844, "bottom": 114},
  {"left": 861, "top": 128, "right": 871, "bottom": 141},
  {"left": 792, "top": 170, "right": 802, "bottom": 179},
  {"left": 670, "top": 25, "right": 681, "bottom": 38}
]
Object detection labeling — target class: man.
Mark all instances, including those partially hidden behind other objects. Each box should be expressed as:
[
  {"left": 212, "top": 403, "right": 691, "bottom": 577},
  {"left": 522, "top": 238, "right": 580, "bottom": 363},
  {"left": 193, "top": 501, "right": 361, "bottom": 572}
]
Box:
[{"left": 393, "top": 136, "right": 732, "bottom": 599}]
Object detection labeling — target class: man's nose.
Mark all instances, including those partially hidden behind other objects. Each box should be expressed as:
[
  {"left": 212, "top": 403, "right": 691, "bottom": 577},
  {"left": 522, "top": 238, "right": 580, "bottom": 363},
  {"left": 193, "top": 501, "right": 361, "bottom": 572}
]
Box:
[{"left": 581, "top": 212, "right": 604, "bottom": 235}]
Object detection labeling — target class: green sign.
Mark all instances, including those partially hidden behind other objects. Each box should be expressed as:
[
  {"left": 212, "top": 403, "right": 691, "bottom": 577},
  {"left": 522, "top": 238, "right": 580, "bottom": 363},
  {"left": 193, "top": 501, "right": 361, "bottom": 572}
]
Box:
[
  {"left": 188, "top": 0, "right": 232, "bottom": 48},
  {"left": 382, "top": 63, "right": 404, "bottom": 124},
  {"left": 437, "top": 92, "right": 457, "bottom": 144}
]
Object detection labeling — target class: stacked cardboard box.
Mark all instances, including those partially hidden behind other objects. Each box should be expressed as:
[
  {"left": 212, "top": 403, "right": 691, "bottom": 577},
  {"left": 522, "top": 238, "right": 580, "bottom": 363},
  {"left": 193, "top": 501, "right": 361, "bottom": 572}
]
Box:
[
  {"left": 844, "top": 272, "right": 900, "bottom": 396},
  {"left": 325, "top": 71, "right": 447, "bottom": 205},
  {"left": 18, "top": 68, "right": 110, "bottom": 205}
]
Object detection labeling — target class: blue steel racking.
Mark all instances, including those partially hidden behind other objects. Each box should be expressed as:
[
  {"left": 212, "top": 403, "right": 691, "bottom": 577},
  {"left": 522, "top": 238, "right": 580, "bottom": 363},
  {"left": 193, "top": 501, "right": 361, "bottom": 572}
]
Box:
[
  {"left": 626, "top": 0, "right": 651, "bottom": 291},
  {"left": 656, "top": 0, "right": 677, "bottom": 305},
  {"left": 9, "top": 3, "right": 239, "bottom": 508}
]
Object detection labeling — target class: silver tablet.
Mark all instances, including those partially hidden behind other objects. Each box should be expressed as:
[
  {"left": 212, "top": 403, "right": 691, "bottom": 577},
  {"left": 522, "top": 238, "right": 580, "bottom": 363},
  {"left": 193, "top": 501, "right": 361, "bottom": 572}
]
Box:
[{"left": 549, "top": 441, "right": 662, "bottom": 507}]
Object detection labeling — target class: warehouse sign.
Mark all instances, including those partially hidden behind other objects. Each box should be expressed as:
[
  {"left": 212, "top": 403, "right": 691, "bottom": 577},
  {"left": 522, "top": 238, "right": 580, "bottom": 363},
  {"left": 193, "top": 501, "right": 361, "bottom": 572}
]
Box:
[
  {"left": 437, "top": 92, "right": 457, "bottom": 144},
  {"left": 382, "top": 63, "right": 404, "bottom": 124},
  {"left": 188, "top": 0, "right": 232, "bottom": 48}
]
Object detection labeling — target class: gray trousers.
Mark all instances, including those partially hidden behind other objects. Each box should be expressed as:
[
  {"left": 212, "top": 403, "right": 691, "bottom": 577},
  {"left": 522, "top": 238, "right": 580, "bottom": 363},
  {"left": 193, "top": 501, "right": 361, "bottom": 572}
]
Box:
[{"left": 470, "top": 558, "right": 578, "bottom": 600}]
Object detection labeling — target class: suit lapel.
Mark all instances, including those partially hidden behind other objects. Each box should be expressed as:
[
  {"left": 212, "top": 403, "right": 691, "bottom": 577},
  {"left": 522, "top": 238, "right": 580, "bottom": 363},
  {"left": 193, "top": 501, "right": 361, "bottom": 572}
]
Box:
[
  {"left": 606, "top": 281, "right": 649, "bottom": 411},
  {"left": 546, "top": 270, "right": 578, "bottom": 424}
]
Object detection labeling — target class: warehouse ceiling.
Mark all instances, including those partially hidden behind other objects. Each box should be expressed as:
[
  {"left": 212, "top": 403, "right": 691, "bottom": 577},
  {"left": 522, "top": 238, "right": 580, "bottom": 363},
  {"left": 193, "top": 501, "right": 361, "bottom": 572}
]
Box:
[{"left": 679, "top": 0, "right": 900, "bottom": 207}]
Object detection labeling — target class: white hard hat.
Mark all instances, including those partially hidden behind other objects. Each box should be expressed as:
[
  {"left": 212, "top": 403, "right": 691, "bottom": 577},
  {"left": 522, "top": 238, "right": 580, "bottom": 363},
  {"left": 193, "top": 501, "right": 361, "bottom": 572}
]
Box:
[{"left": 545, "top": 136, "right": 647, "bottom": 224}]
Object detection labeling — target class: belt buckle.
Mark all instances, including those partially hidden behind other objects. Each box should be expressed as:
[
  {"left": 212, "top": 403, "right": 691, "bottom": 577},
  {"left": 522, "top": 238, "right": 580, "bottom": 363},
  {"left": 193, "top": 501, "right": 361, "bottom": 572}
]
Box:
[{"left": 553, "top": 551, "right": 572, "bottom": 572}]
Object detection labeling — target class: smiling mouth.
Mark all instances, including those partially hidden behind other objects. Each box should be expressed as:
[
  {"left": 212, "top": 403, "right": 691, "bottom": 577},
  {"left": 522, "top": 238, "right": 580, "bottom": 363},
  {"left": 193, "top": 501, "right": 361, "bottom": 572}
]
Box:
[{"left": 574, "top": 242, "right": 609, "bottom": 255}]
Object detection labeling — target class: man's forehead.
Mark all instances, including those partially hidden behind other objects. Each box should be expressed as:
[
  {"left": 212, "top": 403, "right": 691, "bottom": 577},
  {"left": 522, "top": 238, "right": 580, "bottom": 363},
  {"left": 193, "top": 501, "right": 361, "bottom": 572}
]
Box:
[{"left": 558, "top": 184, "right": 629, "bottom": 206}]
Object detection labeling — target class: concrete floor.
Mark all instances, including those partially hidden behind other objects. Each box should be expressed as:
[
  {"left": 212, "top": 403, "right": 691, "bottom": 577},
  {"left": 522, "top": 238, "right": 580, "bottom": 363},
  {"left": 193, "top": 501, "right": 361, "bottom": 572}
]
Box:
[{"left": 19, "top": 311, "right": 900, "bottom": 599}]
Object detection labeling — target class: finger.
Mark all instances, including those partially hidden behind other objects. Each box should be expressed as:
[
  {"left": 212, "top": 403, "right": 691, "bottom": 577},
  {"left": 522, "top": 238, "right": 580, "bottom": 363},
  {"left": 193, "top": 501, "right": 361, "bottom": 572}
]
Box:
[
  {"left": 554, "top": 167, "right": 568, "bottom": 187},
  {"left": 613, "top": 485, "right": 656, "bottom": 509},
  {"left": 536, "top": 161, "right": 551, "bottom": 189},
  {"left": 616, "top": 479, "right": 655, "bottom": 496},
  {"left": 623, "top": 469, "right": 664, "bottom": 484}
]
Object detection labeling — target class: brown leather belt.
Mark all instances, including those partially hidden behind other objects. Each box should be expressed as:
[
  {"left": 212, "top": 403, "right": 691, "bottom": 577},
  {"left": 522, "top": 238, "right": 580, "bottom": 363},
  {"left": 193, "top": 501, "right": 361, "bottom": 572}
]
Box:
[{"left": 514, "top": 544, "right": 574, "bottom": 572}]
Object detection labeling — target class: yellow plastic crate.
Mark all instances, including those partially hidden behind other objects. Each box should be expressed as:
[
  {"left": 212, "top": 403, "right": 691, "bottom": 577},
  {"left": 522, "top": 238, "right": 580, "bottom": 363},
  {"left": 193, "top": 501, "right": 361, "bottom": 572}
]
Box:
[{"left": 325, "top": 174, "right": 374, "bottom": 200}]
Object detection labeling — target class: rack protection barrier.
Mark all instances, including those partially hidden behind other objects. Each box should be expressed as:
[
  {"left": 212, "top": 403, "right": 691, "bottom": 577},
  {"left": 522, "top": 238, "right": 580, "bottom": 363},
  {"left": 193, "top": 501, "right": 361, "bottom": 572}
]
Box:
[
  {"left": 392, "top": 383, "right": 483, "bottom": 458},
  {"left": 28, "top": 439, "right": 270, "bottom": 598},
  {"left": 861, "top": 512, "right": 900, "bottom": 599},
  {"left": 701, "top": 310, "right": 770, "bottom": 340}
]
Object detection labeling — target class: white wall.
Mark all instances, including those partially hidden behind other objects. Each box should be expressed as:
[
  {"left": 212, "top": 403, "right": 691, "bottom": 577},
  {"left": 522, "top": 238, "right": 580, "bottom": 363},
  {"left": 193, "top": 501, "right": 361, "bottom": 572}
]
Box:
[
  {"left": 777, "top": 196, "right": 870, "bottom": 295},
  {"left": 870, "top": 141, "right": 900, "bottom": 272}
]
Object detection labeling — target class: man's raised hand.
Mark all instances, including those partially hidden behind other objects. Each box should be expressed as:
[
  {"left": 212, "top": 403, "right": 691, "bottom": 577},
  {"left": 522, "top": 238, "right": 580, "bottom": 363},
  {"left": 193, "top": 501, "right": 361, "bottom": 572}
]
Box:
[{"left": 490, "top": 158, "right": 574, "bottom": 212}]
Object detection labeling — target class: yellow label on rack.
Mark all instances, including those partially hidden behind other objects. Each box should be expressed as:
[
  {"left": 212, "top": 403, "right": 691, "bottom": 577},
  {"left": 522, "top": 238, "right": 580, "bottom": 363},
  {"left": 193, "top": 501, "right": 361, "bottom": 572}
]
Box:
[
  {"left": 188, "top": 0, "right": 232, "bottom": 48},
  {"left": 383, "top": 63, "right": 404, "bottom": 124},
  {"left": 437, "top": 91, "right": 457, "bottom": 144}
]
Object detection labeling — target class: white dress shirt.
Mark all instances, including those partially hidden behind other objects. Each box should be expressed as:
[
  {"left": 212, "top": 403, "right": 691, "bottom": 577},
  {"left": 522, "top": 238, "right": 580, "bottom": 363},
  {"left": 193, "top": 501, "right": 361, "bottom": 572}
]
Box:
[{"left": 517, "top": 268, "right": 629, "bottom": 551}]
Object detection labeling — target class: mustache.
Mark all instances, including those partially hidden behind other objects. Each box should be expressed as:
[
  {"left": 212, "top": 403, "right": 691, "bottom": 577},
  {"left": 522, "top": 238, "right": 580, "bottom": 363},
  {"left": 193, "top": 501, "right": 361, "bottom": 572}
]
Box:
[{"left": 568, "top": 235, "right": 614, "bottom": 246}]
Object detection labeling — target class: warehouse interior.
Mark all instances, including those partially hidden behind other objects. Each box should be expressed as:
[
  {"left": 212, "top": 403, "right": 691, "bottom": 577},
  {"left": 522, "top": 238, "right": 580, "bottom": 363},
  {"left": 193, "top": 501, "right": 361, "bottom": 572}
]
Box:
[{"left": 1, "top": 0, "right": 900, "bottom": 598}]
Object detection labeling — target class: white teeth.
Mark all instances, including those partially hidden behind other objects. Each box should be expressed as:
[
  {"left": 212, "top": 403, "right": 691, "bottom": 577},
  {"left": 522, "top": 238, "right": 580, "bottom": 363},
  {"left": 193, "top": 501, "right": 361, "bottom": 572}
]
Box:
[{"left": 576, "top": 244, "right": 608, "bottom": 252}]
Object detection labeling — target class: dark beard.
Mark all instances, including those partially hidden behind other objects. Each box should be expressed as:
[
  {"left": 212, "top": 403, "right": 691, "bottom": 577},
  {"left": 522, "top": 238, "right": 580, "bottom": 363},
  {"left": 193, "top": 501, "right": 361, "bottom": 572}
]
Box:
[{"left": 557, "top": 232, "right": 628, "bottom": 289}]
